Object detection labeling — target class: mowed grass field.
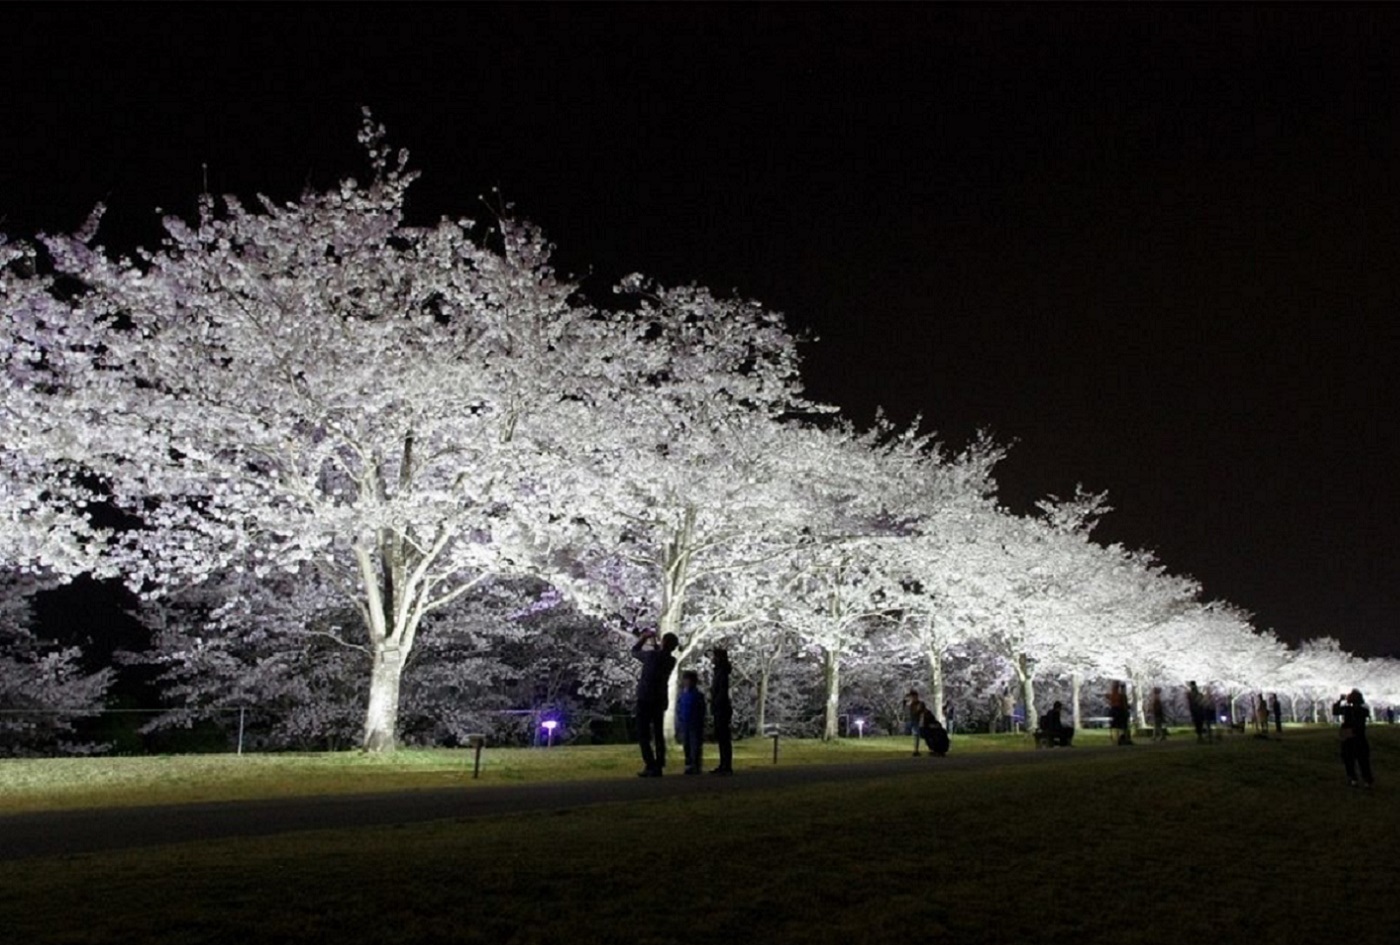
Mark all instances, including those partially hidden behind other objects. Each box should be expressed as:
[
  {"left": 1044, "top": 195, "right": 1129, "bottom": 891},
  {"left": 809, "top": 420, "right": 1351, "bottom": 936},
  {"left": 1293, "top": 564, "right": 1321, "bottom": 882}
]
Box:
[
  {"left": 1, "top": 728, "right": 1395, "bottom": 945},
  {"left": 0, "top": 730, "right": 1041, "bottom": 814}
]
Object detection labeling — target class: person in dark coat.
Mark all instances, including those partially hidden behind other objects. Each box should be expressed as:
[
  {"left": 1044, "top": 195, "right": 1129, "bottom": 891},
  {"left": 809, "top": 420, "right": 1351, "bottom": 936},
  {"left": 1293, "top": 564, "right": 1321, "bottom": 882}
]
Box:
[
  {"left": 1108, "top": 680, "right": 1132, "bottom": 745},
  {"left": 1042, "top": 700, "right": 1072, "bottom": 747},
  {"left": 1270, "top": 693, "right": 1283, "bottom": 734},
  {"left": 1187, "top": 681, "right": 1207, "bottom": 742},
  {"left": 709, "top": 647, "right": 734, "bottom": 775},
  {"left": 633, "top": 629, "right": 679, "bottom": 777},
  {"left": 1333, "top": 689, "right": 1375, "bottom": 788},
  {"left": 676, "top": 670, "right": 707, "bottom": 775},
  {"left": 919, "top": 705, "right": 951, "bottom": 757}
]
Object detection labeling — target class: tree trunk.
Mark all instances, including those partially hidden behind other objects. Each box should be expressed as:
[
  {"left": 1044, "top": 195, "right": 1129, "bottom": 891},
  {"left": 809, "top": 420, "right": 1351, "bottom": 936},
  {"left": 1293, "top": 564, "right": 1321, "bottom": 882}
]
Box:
[
  {"left": 1014, "top": 652, "right": 1038, "bottom": 732},
  {"left": 657, "top": 508, "right": 695, "bottom": 743},
  {"left": 1130, "top": 674, "right": 1147, "bottom": 732},
  {"left": 1071, "top": 673, "right": 1083, "bottom": 730},
  {"left": 756, "top": 663, "right": 771, "bottom": 736},
  {"left": 925, "top": 646, "right": 946, "bottom": 725},
  {"left": 362, "top": 645, "right": 407, "bottom": 752},
  {"left": 822, "top": 648, "right": 841, "bottom": 741}
]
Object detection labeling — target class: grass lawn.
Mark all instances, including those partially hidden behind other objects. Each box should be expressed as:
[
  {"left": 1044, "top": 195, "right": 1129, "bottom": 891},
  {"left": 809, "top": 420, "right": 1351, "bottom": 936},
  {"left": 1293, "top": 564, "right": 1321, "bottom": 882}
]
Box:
[
  {"left": 1, "top": 729, "right": 1055, "bottom": 814},
  {"left": 1, "top": 727, "right": 1394, "bottom": 944}
]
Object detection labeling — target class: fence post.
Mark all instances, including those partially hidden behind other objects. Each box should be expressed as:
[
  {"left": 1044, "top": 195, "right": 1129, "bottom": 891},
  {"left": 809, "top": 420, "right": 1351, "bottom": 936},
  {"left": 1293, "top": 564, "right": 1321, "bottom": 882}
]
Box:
[
  {"left": 237, "top": 706, "right": 246, "bottom": 756},
  {"left": 466, "top": 734, "right": 486, "bottom": 779}
]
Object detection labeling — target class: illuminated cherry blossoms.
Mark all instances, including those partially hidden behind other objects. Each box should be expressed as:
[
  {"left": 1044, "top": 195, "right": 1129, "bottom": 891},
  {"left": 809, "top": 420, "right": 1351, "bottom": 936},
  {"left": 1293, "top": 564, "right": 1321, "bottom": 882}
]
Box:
[{"left": 3, "top": 115, "right": 1395, "bottom": 751}]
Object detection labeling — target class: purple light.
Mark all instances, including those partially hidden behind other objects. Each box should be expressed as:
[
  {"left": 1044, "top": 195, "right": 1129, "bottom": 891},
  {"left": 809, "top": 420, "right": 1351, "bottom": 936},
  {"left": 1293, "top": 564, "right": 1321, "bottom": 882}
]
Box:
[{"left": 542, "top": 719, "right": 559, "bottom": 732}]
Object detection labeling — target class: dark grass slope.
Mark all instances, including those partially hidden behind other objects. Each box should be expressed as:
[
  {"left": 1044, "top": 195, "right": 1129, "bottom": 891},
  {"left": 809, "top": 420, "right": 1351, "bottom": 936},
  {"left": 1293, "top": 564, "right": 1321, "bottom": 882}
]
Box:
[{"left": 1, "top": 729, "right": 1393, "bottom": 945}]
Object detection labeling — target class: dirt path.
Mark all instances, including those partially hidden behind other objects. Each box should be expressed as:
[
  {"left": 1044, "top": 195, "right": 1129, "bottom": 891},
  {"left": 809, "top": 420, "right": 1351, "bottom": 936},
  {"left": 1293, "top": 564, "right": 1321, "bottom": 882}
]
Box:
[{"left": 0, "top": 743, "right": 1171, "bottom": 861}]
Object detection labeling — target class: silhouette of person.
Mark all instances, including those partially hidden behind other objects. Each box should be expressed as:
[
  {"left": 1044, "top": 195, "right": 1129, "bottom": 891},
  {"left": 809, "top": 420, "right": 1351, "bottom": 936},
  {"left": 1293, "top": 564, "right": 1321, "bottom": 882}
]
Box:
[
  {"left": 1187, "top": 681, "right": 1207, "bottom": 742},
  {"left": 906, "top": 691, "right": 925, "bottom": 756},
  {"left": 1270, "top": 693, "right": 1283, "bottom": 735},
  {"left": 918, "top": 704, "right": 950, "bottom": 756},
  {"left": 1333, "top": 689, "right": 1374, "bottom": 788},
  {"left": 709, "top": 648, "right": 733, "bottom": 775},
  {"left": 1043, "top": 700, "right": 1072, "bottom": 747},
  {"left": 633, "top": 629, "right": 679, "bottom": 777},
  {"left": 1108, "top": 680, "right": 1132, "bottom": 745}
]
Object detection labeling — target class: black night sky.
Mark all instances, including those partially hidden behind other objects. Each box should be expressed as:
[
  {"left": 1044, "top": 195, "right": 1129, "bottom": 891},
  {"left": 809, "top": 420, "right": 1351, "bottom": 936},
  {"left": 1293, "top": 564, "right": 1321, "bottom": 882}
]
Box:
[{"left": 5, "top": 6, "right": 1399, "bottom": 658}]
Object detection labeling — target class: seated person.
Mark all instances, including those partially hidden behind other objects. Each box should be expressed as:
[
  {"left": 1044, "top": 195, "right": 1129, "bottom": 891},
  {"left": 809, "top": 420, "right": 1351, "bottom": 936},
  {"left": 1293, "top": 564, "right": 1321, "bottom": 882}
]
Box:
[
  {"left": 1041, "top": 700, "right": 1073, "bottom": 746},
  {"left": 919, "top": 706, "right": 951, "bottom": 757}
]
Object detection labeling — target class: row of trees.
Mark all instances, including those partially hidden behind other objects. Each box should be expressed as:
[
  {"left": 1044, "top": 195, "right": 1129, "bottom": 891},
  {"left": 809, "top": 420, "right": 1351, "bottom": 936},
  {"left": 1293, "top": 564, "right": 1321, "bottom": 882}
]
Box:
[{"left": 3, "top": 114, "right": 1396, "bottom": 753}]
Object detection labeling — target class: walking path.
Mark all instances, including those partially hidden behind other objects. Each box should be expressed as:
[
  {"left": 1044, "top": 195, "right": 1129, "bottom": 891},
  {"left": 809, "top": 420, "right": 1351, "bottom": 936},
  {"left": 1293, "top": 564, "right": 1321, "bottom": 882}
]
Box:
[{"left": 0, "top": 742, "right": 1182, "bottom": 862}]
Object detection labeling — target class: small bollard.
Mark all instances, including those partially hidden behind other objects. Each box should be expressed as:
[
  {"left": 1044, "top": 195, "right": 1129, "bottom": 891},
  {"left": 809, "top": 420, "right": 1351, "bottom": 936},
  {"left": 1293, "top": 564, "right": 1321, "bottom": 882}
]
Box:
[
  {"left": 763, "top": 723, "right": 780, "bottom": 765},
  {"left": 466, "top": 733, "right": 486, "bottom": 779}
]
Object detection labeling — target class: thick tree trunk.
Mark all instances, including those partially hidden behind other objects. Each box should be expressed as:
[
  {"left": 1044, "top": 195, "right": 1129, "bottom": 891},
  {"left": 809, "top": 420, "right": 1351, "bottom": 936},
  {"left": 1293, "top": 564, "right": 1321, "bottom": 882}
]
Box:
[
  {"left": 1071, "top": 673, "right": 1083, "bottom": 730},
  {"left": 822, "top": 648, "right": 841, "bottom": 741},
  {"left": 657, "top": 509, "right": 694, "bottom": 742},
  {"left": 926, "top": 647, "right": 946, "bottom": 725},
  {"left": 1014, "top": 652, "right": 1038, "bottom": 732},
  {"left": 1130, "top": 674, "right": 1147, "bottom": 731},
  {"left": 362, "top": 645, "right": 407, "bottom": 752}
]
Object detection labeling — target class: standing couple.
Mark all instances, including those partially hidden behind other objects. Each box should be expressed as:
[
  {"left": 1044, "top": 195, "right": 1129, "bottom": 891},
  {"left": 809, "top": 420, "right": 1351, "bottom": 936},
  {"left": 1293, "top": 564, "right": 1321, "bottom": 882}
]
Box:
[{"left": 633, "top": 630, "right": 734, "bottom": 777}]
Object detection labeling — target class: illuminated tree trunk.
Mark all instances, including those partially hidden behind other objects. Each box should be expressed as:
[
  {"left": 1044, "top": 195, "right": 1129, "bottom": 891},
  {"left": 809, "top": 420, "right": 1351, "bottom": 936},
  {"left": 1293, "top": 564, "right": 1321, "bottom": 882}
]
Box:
[
  {"left": 1071, "top": 673, "right": 1083, "bottom": 730},
  {"left": 822, "top": 648, "right": 841, "bottom": 741},
  {"left": 925, "top": 646, "right": 947, "bottom": 725},
  {"left": 362, "top": 644, "right": 406, "bottom": 752},
  {"left": 658, "top": 507, "right": 695, "bottom": 742},
  {"left": 1013, "top": 652, "right": 1038, "bottom": 732},
  {"left": 353, "top": 515, "right": 437, "bottom": 753},
  {"left": 1130, "top": 673, "right": 1147, "bottom": 732}
]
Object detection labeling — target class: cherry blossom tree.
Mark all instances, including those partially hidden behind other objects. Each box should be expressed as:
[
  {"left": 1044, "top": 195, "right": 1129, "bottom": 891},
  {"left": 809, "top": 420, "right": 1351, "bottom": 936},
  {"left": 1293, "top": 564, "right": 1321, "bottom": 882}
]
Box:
[
  {"left": 10, "top": 114, "right": 697, "bottom": 750},
  {"left": 0, "top": 237, "right": 114, "bottom": 578},
  {"left": 0, "top": 572, "right": 112, "bottom": 755},
  {"left": 133, "top": 566, "right": 622, "bottom": 749}
]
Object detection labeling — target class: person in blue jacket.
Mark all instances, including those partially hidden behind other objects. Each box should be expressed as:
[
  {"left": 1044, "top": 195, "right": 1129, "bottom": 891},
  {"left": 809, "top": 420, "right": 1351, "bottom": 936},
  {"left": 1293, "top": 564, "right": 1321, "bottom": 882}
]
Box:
[{"left": 676, "top": 670, "right": 707, "bottom": 775}]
